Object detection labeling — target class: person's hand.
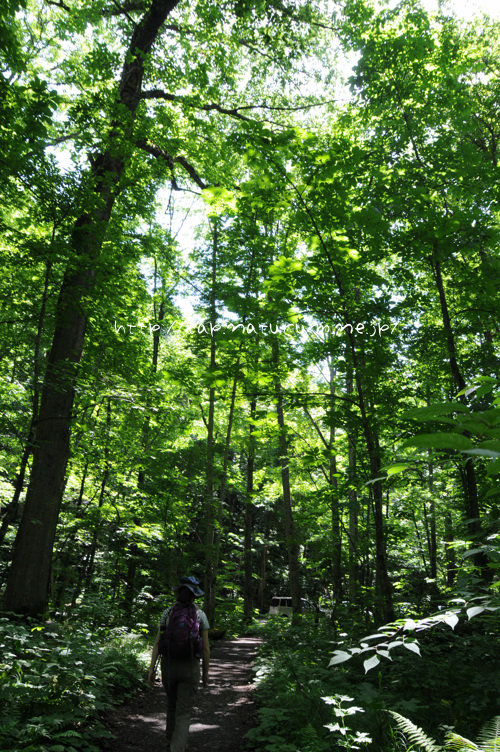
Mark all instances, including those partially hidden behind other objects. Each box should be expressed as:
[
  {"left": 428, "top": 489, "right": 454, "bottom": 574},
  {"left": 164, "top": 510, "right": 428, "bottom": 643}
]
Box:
[{"left": 148, "top": 668, "right": 156, "bottom": 688}]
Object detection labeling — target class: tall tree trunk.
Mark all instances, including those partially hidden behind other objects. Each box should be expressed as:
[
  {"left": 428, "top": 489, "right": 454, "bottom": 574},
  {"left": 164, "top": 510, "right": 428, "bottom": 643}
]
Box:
[
  {"left": 426, "top": 453, "right": 437, "bottom": 581},
  {"left": 76, "top": 461, "right": 89, "bottom": 511},
  {"left": 430, "top": 248, "right": 481, "bottom": 539},
  {"left": 243, "top": 396, "right": 257, "bottom": 621},
  {"left": 328, "top": 359, "right": 342, "bottom": 603},
  {"left": 333, "top": 272, "right": 393, "bottom": 622},
  {"left": 444, "top": 511, "right": 456, "bottom": 587},
  {"left": 84, "top": 397, "right": 112, "bottom": 588},
  {"left": 204, "top": 223, "right": 218, "bottom": 626},
  {"left": 272, "top": 338, "right": 301, "bottom": 618},
  {"left": 257, "top": 510, "right": 270, "bottom": 614},
  {"left": 346, "top": 366, "right": 358, "bottom": 603},
  {"left": 138, "top": 260, "right": 165, "bottom": 488},
  {"left": 123, "top": 542, "right": 140, "bottom": 620},
  {"left": 346, "top": 333, "right": 393, "bottom": 624},
  {"left": 411, "top": 508, "right": 429, "bottom": 574},
  {"left": 0, "top": 259, "right": 52, "bottom": 545},
  {"left": 3, "top": 0, "right": 181, "bottom": 617}
]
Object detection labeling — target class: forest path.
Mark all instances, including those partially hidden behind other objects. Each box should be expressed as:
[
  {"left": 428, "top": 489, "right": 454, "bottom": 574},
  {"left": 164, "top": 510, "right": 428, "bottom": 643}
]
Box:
[{"left": 103, "top": 636, "right": 262, "bottom": 752}]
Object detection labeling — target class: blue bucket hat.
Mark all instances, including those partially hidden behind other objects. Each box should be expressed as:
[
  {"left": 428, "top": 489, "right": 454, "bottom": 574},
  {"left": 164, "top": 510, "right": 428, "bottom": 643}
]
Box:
[{"left": 175, "top": 575, "right": 203, "bottom": 598}]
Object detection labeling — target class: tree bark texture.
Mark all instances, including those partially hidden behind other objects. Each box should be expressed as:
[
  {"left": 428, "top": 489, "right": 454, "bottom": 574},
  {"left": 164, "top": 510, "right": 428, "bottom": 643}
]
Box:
[{"left": 3, "top": 0, "right": 181, "bottom": 616}]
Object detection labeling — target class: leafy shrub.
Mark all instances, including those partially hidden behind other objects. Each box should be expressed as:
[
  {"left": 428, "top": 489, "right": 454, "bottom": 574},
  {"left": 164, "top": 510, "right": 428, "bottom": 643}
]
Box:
[
  {"left": 0, "top": 615, "right": 147, "bottom": 752},
  {"left": 213, "top": 595, "right": 255, "bottom": 637},
  {"left": 246, "top": 618, "right": 373, "bottom": 752},
  {"left": 247, "top": 611, "right": 500, "bottom": 752}
]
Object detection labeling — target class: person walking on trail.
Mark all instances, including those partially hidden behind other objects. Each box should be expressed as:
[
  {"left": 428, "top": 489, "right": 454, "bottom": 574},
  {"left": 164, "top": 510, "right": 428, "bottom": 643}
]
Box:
[{"left": 148, "top": 576, "right": 210, "bottom": 752}]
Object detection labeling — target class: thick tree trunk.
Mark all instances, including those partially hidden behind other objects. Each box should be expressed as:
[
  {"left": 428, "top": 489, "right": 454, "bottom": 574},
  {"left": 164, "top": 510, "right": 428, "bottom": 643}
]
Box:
[{"left": 3, "top": 0, "right": 180, "bottom": 616}]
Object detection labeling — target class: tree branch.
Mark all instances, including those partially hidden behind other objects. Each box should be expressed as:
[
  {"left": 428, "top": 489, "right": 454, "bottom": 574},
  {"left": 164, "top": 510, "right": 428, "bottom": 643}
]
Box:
[
  {"left": 25, "top": 132, "right": 80, "bottom": 160},
  {"left": 142, "top": 88, "right": 337, "bottom": 123},
  {"left": 135, "top": 139, "right": 207, "bottom": 189},
  {"left": 46, "top": 0, "right": 70, "bottom": 11},
  {"left": 174, "top": 155, "right": 208, "bottom": 189},
  {"left": 141, "top": 89, "right": 253, "bottom": 122},
  {"left": 303, "top": 406, "right": 330, "bottom": 450},
  {"left": 108, "top": 1, "right": 145, "bottom": 12}
]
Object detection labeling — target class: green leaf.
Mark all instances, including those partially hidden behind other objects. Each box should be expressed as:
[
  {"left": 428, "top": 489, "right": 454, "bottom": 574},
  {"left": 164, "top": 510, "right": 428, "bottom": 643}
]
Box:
[
  {"left": 486, "top": 459, "right": 500, "bottom": 476},
  {"left": 402, "top": 433, "right": 474, "bottom": 450},
  {"left": 466, "top": 606, "right": 485, "bottom": 619},
  {"left": 388, "top": 711, "right": 442, "bottom": 752},
  {"left": 442, "top": 613, "right": 459, "bottom": 630},
  {"left": 363, "top": 654, "right": 380, "bottom": 673},
  {"left": 329, "top": 650, "right": 351, "bottom": 666},
  {"left": 384, "top": 463, "right": 410, "bottom": 476},
  {"left": 403, "top": 642, "right": 421, "bottom": 656},
  {"left": 463, "top": 448, "right": 500, "bottom": 458},
  {"left": 402, "top": 402, "right": 469, "bottom": 420}
]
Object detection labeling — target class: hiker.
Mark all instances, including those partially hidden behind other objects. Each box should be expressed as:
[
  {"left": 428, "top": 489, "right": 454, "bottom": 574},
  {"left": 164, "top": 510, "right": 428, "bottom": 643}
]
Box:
[{"left": 148, "top": 576, "right": 210, "bottom": 752}]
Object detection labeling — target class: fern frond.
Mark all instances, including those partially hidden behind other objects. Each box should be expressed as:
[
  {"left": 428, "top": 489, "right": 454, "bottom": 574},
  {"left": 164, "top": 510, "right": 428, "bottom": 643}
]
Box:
[
  {"left": 477, "top": 716, "right": 500, "bottom": 752},
  {"left": 389, "top": 711, "right": 443, "bottom": 752},
  {"left": 444, "top": 732, "right": 479, "bottom": 751}
]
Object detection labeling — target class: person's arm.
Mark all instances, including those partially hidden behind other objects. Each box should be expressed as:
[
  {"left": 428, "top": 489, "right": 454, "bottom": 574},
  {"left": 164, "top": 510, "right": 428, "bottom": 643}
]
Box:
[
  {"left": 148, "top": 628, "right": 160, "bottom": 687},
  {"left": 201, "top": 630, "right": 210, "bottom": 687}
]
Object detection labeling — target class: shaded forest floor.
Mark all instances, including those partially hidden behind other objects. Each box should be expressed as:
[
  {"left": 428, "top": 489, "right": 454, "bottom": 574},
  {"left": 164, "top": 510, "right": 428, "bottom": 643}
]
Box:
[{"left": 103, "top": 636, "right": 262, "bottom": 752}]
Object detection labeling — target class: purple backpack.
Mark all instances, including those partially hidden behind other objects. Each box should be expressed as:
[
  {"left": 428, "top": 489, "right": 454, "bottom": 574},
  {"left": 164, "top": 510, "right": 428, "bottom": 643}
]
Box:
[{"left": 159, "top": 602, "right": 202, "bottom": 659}]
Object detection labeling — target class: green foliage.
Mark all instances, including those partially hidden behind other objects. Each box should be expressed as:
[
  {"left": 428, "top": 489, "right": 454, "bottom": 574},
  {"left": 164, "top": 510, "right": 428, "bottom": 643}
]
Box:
[
  {"left": 0, "top": 0, "right": 499, "bottom": 746},
  {"left": 390, "top": 712, "right": 500, "bottom": 752},
  {"left": 248, "top": 609, "right": 500, "bottom": 752},
  {"left": 389, "top": 712, "right": 442, "bottom": 752},
  {"left": 246, "top": 619, "right": 373, "bottom": 752},
  {"left": 401, "top": 383, "right": 500, "bottom": 483},
  {"left": 0, "top": 615, "right": 146, "bottom": 752},
  {"left": 328, "top": 594, "right": 499, "bottom": 675}
]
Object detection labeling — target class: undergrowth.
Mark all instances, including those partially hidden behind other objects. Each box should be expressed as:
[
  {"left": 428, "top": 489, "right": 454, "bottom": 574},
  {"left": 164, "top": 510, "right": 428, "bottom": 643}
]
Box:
[
  {"left": 0, "top": 614, "right": 147, "bottom": 752},
  {"left": 247, "top": 614, "right": 499, "bottom": 752}
]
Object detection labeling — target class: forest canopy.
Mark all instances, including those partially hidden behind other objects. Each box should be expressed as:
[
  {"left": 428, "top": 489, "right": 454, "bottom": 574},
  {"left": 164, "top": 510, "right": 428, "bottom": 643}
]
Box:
[{"left": 0, "top": 0, "right": 498, "bottom": 747}]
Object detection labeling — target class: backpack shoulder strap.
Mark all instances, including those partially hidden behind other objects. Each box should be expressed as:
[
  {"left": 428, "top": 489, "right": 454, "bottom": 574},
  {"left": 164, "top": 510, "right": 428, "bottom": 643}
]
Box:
[{"left": 160, "top": 606, "right": 172, "bottom": 629}]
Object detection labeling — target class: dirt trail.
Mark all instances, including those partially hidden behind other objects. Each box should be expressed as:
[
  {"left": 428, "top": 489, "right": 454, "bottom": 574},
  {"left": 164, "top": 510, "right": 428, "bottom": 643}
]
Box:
[{"left": 103, "top": 636, "right": 262, "bottom": 752}]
